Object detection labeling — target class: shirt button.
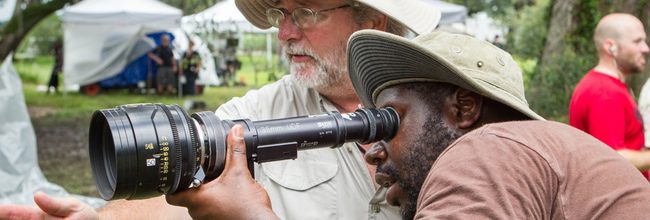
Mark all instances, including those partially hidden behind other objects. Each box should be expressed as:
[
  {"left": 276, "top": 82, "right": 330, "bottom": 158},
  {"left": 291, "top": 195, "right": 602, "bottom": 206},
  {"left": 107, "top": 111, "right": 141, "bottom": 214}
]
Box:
[{"left": 371, "top": 204, "right": 380, "bottom": 213}]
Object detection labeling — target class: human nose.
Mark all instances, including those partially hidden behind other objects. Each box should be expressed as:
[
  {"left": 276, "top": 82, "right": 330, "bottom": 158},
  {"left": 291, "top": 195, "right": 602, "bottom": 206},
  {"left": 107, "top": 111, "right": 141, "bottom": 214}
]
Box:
[
  {"left": 365, "top": 141, "right": 388, "bottom": 165},
  {"left": 277, "top": 13, "right": 302, "bottom": 42}
]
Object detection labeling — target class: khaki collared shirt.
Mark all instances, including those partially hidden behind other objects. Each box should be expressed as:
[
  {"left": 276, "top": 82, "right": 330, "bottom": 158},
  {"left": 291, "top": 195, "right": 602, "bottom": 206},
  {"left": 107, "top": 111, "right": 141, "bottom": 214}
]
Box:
[{"left": 216, "top": 75, "right": 400, "bottom": 219}]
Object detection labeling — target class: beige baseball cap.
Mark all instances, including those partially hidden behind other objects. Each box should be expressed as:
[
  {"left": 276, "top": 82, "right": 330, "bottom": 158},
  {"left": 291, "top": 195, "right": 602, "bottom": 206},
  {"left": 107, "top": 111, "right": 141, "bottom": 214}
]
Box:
[
  {"left": 234, "top": 0, "right": 441, "bottom": 35},
  {"left": 347, "top": 30, "right": 544, "bottom": 120}
]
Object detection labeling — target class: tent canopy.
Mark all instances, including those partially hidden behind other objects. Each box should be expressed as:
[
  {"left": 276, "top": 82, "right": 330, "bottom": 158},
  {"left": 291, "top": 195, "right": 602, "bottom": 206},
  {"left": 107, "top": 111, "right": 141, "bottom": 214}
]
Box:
[
  {"left": 61, "top": 0, "right": 182, "bottom": 86},
  {"left": 64, "top": 0, "right": 180, "bottom": 17},
  {"left": 182, "top": 0, "right": 276, "bottom": 34}
]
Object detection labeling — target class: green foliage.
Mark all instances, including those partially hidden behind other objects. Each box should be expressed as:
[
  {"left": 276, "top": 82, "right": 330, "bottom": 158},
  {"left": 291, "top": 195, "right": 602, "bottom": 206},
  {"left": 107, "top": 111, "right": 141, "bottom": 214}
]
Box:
[
  {"left": 513, "top": 56, "right": 537, "bottom": 89},
  {"left": 237, "top": 52, "right": 286, "bottom": 87},
  {"left": 14, "top": 56, "right": 54, "bottom": 84},
  {"left": 527, "top": 48, "right": 594, "bottom": 121},
  {"left": 446, "top": 0, "right": 487, "bottom": 14},
  {"left": 1, "top": 0, "right": 72, "bottom": 34},
  {"left": 504, "top": 0, "right": 550, "bottom": 59},
  {"left": 446, "top": 0, "right": 535, "bottom": 18},
  {"left": 242, "top": 33, "right": 278, "bottom": 52},
  {"left": 444, "top": 0, "right": 550, "bottom": 60},
  {"left": 639, "top": 0, "right": 649, "bottom": 15},
  {"left": 571, "top": 0, "right": 600, "bottom": 51},
  {"left": 16, "top": 13, "right": 62, "bottom": 57},
  {"left": 520, "top": 0, "right": 601, "bottom": 119}
]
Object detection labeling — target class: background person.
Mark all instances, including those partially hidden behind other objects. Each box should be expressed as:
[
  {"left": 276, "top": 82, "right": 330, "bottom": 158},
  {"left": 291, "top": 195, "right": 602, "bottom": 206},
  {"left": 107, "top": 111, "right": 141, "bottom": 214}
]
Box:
[
  {"left": 46, "top": 41, "right": 63, "bottom": 94},
  {"left": 180, "top": 41, "right": 201, "bottom": 96},
  {"left": 0, "top": 0, "right": 442, "bottom": 219},
  {"left": 639, "top": 80, "right": 650, "bottom": 147},
  {"left": 569, "top": 13, "right": 650, "bottom": 178},
  {"left": 148, "top": 34, "right": 177, "bottom": 95}
]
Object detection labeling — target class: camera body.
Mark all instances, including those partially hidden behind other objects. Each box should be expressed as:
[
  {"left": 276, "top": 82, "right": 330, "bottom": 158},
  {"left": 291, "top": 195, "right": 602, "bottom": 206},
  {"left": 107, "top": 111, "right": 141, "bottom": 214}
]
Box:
[{"left": 89, "top": 103, "right": 399, "bottom": 200}]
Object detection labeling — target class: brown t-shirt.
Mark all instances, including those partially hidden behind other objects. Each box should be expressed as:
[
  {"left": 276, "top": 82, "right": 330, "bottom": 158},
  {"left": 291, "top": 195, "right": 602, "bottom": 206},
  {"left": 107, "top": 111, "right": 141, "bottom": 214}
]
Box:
[{"left": 416, "top": 120, "right": 650, "bottom": 219}]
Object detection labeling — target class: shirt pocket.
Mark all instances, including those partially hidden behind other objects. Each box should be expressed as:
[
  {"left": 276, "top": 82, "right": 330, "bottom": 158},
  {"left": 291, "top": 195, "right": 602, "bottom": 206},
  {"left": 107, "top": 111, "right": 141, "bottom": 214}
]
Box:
[{"left": 260, "top": 148, "right": 339, "bottom": 190}]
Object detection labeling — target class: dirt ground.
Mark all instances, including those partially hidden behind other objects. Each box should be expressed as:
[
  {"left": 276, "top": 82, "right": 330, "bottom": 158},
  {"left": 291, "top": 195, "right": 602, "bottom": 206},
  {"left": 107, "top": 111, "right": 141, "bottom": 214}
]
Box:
[{"left": 30, "top": 108, "right": 99, "bottom": 197}]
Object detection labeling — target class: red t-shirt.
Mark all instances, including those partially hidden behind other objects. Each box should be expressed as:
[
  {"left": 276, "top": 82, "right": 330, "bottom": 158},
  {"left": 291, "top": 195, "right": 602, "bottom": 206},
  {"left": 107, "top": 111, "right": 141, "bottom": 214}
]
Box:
[{"left": 569, "top": 69, "right": 647, "bottom": 178}]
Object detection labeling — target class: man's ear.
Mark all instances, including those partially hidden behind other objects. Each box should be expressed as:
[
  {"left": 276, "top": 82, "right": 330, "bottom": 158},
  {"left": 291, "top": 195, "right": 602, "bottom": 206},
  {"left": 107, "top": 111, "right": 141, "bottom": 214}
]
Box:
[
  {"left": 604, "top": 39, "right": 618, "bottom": 56},
  {"left": 446, "top": 88, "right": 482, "bottom": 129}
]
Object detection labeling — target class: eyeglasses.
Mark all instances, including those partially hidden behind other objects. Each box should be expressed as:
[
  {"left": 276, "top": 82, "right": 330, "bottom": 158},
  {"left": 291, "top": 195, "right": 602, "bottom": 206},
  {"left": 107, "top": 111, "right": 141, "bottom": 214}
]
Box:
[{"left": 266, "top": 4, "right": 351, "bottom": 29}]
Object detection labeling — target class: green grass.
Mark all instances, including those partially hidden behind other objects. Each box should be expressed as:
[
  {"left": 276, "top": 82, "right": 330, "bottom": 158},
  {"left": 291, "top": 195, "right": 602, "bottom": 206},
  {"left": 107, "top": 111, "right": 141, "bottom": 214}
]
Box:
[
  {"left": 22, "top": 84, "right": 251, "bottom": 118},
  {"left": 14, "top": 56, "right": 55, "bottom": 84},
  {"left": 236, "top": 52, "right": 286, "bottom": 87},
  {"left": 16, "top": 53, "right": 283, "bottom": 118}
]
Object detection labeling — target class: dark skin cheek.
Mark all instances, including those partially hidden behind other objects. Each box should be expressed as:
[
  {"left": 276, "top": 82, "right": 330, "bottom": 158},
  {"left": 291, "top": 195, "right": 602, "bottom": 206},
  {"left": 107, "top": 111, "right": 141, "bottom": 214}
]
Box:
[{"left": 388, "top": 108, "right": 430, "bottom": 170}]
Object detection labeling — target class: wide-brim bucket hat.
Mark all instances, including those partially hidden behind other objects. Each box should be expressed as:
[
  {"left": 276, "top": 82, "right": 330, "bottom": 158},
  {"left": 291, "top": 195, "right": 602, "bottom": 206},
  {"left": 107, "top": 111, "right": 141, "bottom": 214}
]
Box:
[
  {"left": 235, "top": 0, "right": 441, "bottom": 35},
  {"left": 347, "top": 29, "right": 544, "bottom": 120}
]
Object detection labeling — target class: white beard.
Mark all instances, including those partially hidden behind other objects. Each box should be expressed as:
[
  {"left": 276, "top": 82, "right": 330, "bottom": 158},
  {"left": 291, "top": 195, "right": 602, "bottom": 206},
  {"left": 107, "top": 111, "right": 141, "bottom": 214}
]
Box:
[{"left": 283, "top": 42, "right": 347, "bottom": 89}]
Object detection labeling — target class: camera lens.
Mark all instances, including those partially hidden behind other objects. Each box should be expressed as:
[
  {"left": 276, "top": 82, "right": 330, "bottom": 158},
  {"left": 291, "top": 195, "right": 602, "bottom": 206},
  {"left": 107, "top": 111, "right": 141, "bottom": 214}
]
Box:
[
  {"left": 89, "top": 104, "right": 399, "bottom": 200},
  {"left": 89, "top": 104, "right": 200, "bottom": 200}
]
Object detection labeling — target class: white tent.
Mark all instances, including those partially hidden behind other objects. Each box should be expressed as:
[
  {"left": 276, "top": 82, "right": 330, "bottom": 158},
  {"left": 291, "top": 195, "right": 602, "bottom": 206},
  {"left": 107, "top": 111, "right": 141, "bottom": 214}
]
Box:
[
  {"left": 61, "top": 0, "right": 182, "bottom": 87},
  {"left": 181, "top": 0, "right": 275, "bottom": 34},
  {"left": 182, "top": 0, "right": 277, "bottom": 75},
  {"left": 466, "top": 11, "right": 507, "bottom": 42},
  {"left": 168, "top": 29, "right": 221, "bottom": 86},
  {"left": 423, "top": 0, "right": 468, "bottom": 25}
]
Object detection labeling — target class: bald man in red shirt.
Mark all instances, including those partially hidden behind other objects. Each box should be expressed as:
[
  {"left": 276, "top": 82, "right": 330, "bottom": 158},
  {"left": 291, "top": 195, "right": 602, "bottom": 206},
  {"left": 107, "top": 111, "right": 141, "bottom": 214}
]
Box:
[{"left": 570, "top": 13, "right": 650, "bottom": 179}]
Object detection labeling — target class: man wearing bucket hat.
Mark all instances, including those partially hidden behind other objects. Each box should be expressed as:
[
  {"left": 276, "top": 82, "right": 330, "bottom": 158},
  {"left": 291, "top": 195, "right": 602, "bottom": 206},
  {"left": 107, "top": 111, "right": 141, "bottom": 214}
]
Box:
[
  {"left": 350, "top": 30, "right": 650, "bottom": 219},
  {"left": 162, "top": 30, "right": 650, "bottom": 219},
  {"left": 0, "top": 0, "right": 442, "bottom": 219}
]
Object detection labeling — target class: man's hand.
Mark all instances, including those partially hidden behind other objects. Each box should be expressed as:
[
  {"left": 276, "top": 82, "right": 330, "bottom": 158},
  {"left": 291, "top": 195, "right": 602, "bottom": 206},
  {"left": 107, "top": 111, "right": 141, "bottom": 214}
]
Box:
[
  {"left": 166, "top": 125, "right": 279, "bottom": 220},
  {"left": 0, "top": 192, "right": 97, "bottom": 220}
]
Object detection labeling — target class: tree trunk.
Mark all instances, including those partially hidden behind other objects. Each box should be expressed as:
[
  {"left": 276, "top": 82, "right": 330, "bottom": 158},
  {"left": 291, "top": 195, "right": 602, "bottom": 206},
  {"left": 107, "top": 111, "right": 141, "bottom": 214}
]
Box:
[
  {"left": 539, "top": 0, "right": 579, "bottom": 67},
  {"left": 0, "top": 0, "right": 73, "bottom": 62},
  {"left": 541, "top": 0, "right": 648, "bottom": 97},
  {"left": 597, "top": 0, "right": 637, "bottom": 14}
]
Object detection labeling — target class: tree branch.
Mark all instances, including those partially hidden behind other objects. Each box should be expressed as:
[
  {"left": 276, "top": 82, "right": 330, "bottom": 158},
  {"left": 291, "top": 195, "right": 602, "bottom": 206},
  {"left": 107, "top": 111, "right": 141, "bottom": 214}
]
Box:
[{"left": 0, "top": 0, "right": 74, "bottom": 61}]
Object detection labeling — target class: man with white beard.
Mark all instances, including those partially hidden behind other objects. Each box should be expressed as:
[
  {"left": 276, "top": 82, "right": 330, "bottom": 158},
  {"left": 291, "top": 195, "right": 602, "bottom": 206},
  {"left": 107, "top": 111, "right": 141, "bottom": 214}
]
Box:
[{"left": 0, "top": 0, "right": 441, "bottom": 219}]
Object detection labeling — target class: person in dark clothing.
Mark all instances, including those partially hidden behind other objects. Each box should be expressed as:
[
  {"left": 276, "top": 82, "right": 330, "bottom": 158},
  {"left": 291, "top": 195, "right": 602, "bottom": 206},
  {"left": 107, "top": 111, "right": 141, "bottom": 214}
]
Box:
[
  {"left": 46, "top": 42, "right": 63, "bottom": 94},
  {"left": 180, "top": 41, "right": 201, "bottom": 96},
  {"left": 148, "top": 35, "right": 177, "bottom": 95}
]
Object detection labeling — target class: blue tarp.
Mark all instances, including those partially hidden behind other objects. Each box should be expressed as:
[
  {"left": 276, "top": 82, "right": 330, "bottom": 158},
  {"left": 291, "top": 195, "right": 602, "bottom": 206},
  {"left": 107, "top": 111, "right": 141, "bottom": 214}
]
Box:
[
  {"left": 98, "top": 32, "right": 175, "bottom": 88},
  {"left": 98, "top": 55, "right": 151, "bottom": 88}
]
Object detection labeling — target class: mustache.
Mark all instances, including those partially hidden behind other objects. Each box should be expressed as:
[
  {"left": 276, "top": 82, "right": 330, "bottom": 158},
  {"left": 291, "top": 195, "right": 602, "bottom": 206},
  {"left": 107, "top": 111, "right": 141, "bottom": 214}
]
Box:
[
  {"left": 282, "top": 43, "right": 318, "bottom": 59},
  {"left": 376, "top": 163, "right": 401, "bottom": 183}
]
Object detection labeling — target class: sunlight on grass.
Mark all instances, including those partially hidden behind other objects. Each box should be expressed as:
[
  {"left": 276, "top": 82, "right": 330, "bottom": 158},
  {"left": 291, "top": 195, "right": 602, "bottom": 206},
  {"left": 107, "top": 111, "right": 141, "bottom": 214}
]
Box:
[
  {"left": 14, "top": 56, "right": 54, "bottom": 85},
  {"left": 23, "top": 84, "right": 251, "bottom": 118}
]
